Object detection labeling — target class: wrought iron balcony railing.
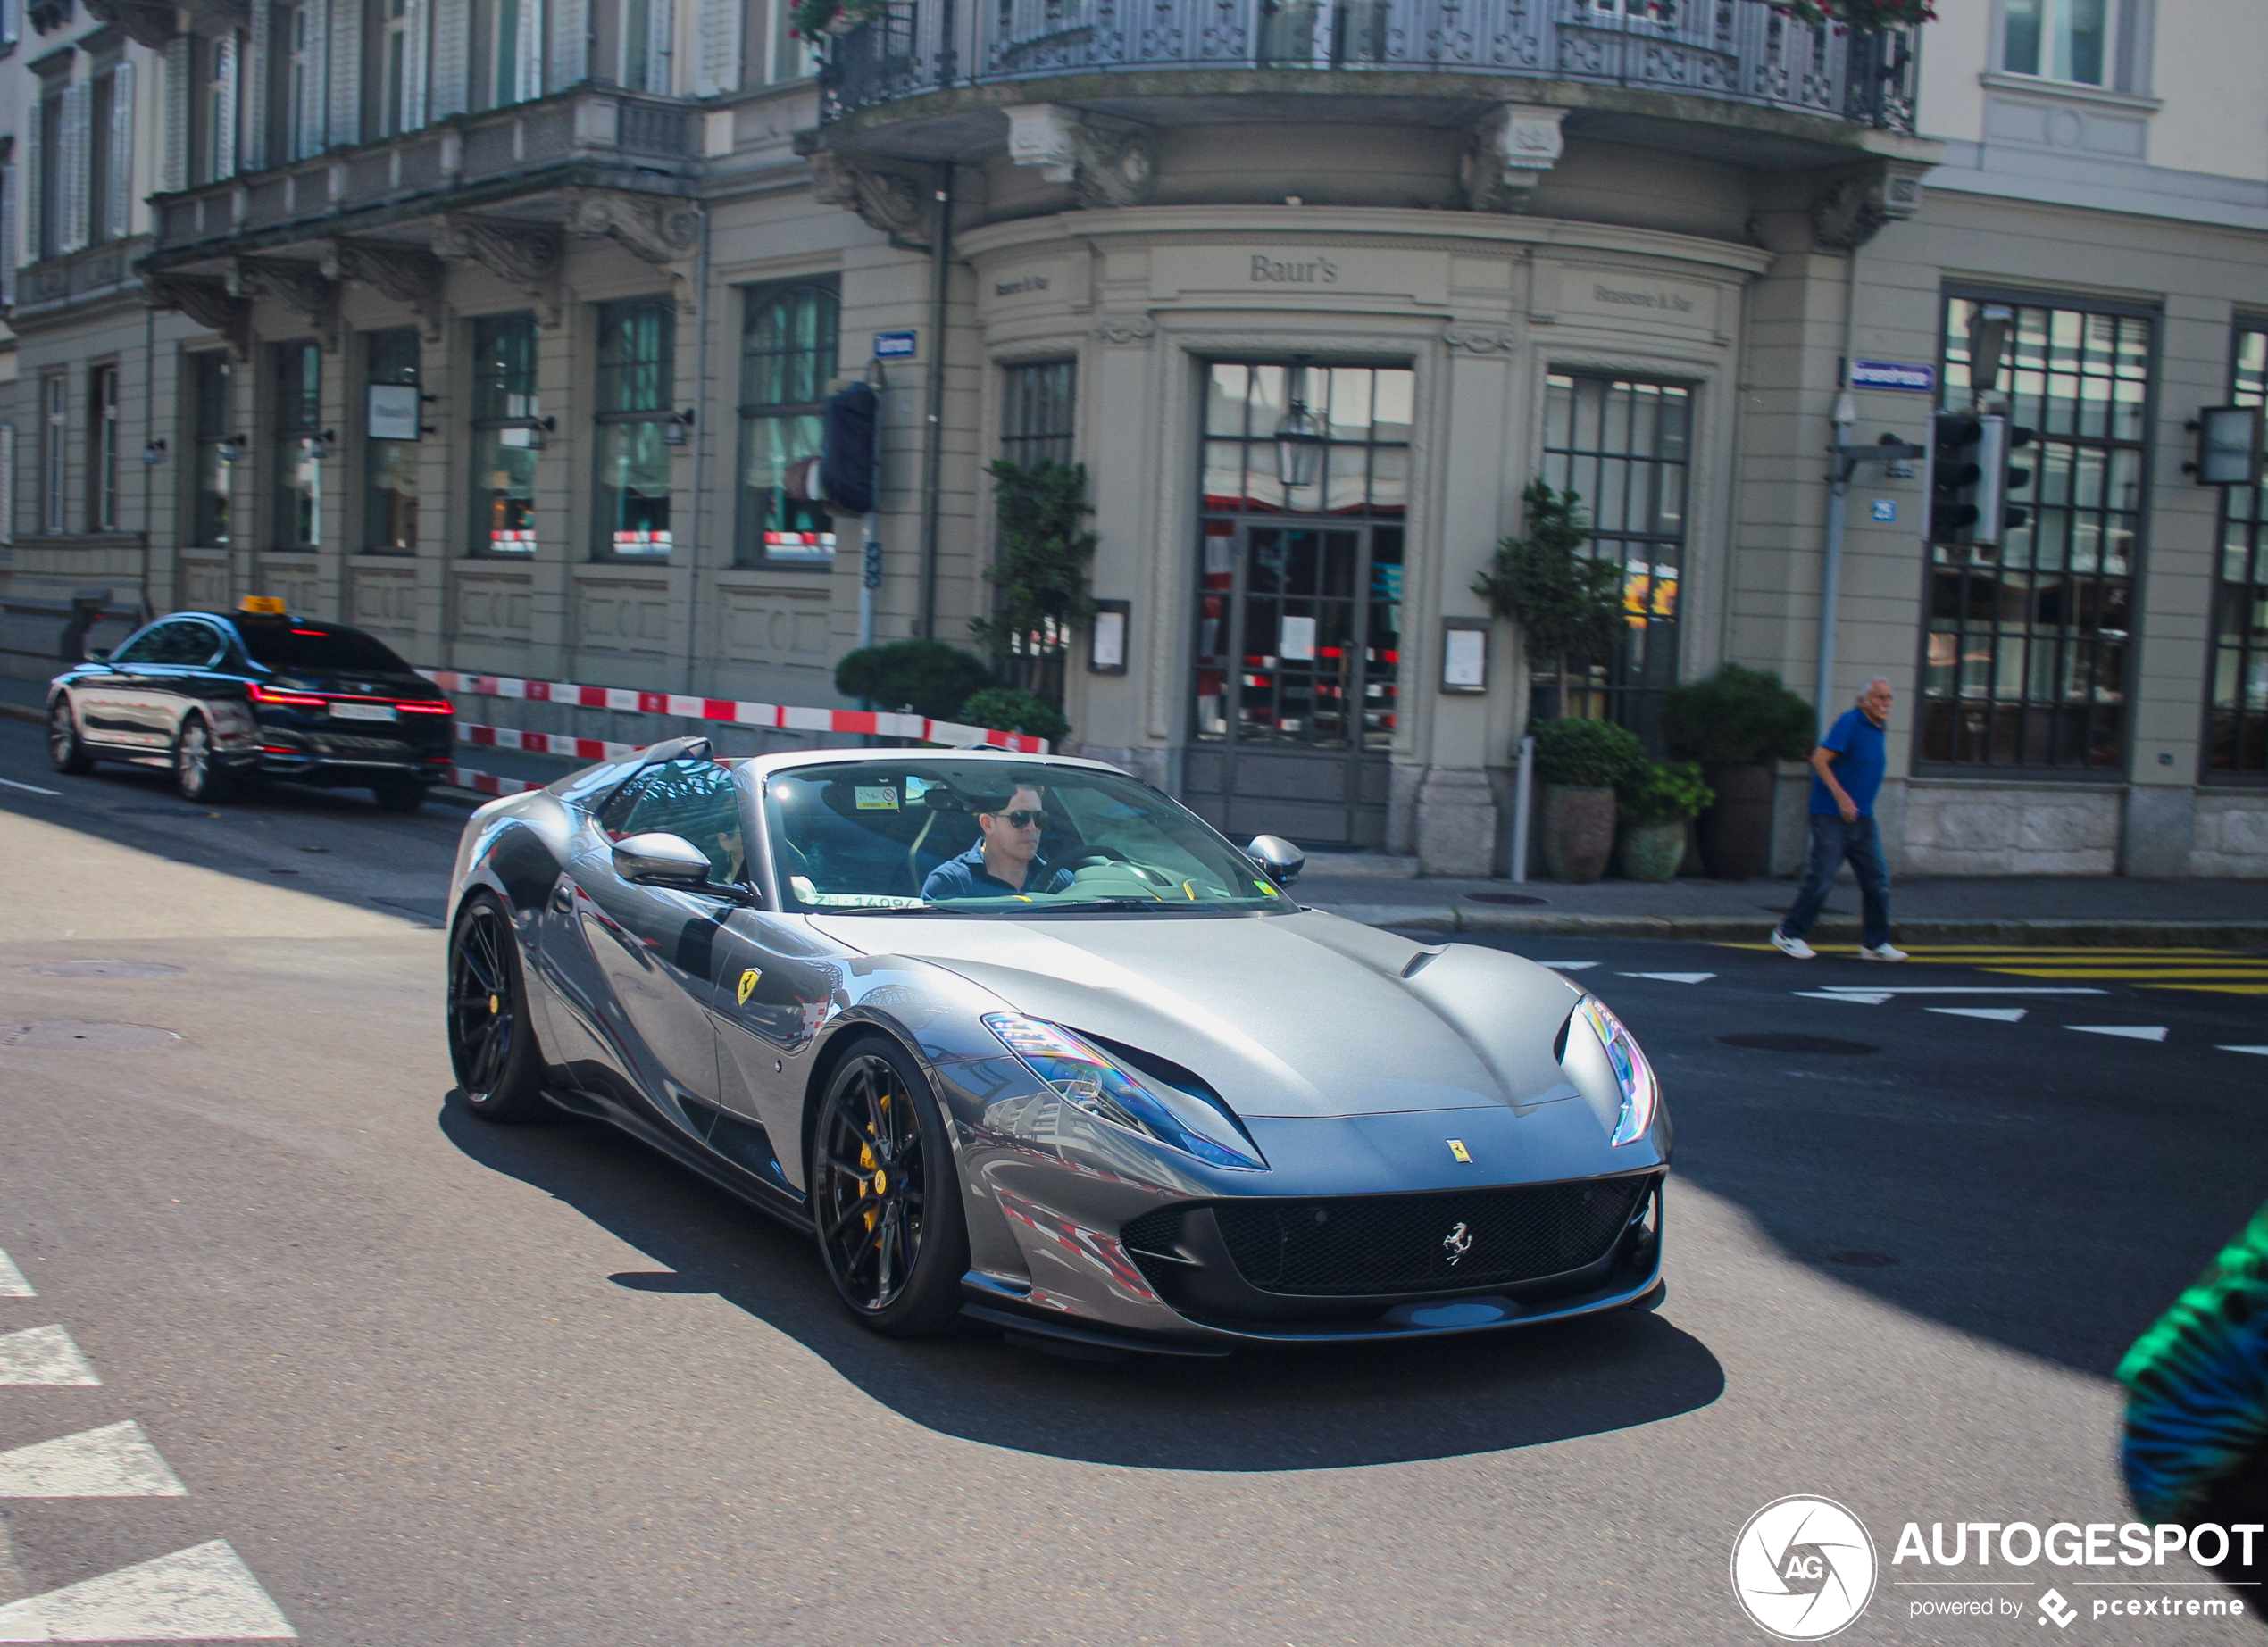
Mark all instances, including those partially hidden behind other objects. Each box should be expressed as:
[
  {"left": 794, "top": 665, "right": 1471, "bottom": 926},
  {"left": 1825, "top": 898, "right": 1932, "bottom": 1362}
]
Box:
[{"left": 821, "top": 0, "right": 1917, "bottom": 133}]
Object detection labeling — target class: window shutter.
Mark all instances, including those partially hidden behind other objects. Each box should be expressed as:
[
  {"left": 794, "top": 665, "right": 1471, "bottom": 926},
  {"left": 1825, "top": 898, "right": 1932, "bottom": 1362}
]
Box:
[
  {"left": 0, "top": 165, "right": 15, "bottom": 306},
  {"left": 244, "top": 6, "right": 269, "bottom": 171},
  {"left": 0, "top": 424, "right": 15, "bottom": 545},
  {"left": 546, "top": 0, "right": 586, "bottom": 93},
  {"left": 694, "top": 0, "right": 740, "bottom": 96},
  {"left": 106, "top": 61, "right": 134, "bottom": 242},
  {"left": 400, "top": 0, "right": 429, "bottom": 130},
  {"left": 298, "top": 1, "right": 329, "bottom": 159},
  {"left": 327, "top": 0, "right": 361, "bottom": 149},
  {"left": 646, "top": 0, "right": 674, "bottom": 93},
  {"left": 21, "top": 101, "right": 40, "bottom": 264},
  {"left": 429, "top": 0, "right": 467, "bottom": 119},
  {"left": 61, "top": 82, "right": 89, "bottom": 254},
  {"left": 214, "top": 36, "right": 239, "bottom": 179},
  {"left": 163, "top": 37, "right": 190, "bottom": 192}
]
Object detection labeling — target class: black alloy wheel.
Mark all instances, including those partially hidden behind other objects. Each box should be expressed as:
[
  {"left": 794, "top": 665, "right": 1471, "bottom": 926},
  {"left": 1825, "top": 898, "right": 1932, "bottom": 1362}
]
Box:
[
  {"left": 812, "top": 1038, "right": 968, "bottom": 1335},
  {"left": 447, "top": 894, "right": 546, "bottom": 1121},
  {"left": 47, "top": 699, "right": 92, "bottom": 774},
  {"left": 173, "top": 717, "right": 230, "bottom": 803}
]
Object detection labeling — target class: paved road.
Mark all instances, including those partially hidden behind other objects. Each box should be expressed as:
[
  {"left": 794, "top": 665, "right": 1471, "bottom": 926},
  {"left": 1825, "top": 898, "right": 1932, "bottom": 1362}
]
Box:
[{"left": 0, "top": 716, "right": 2263, "bottom": 1644}]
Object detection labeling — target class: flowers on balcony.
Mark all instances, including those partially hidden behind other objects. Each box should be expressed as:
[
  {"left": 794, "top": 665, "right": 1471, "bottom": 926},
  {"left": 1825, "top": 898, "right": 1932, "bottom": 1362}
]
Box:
[
  {"left": 1771, "top": 0, "right": 1933, "bottom": 24},
  {"left": 792, "top": 0, "right": 895, "bottom": 39}
]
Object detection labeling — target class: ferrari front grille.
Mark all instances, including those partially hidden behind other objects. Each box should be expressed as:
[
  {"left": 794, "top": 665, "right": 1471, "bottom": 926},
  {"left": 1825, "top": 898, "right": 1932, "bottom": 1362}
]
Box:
[{"left": 1129, "top": 1176, "right": 1652, "bottom": 1299}]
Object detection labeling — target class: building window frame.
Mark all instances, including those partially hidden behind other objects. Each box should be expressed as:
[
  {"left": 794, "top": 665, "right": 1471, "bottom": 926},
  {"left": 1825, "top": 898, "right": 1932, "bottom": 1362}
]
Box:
[
  {"left": 38, "top": 370, "right": 64, "bottom": 534},
  {"left": 88, "top": 361, "right": 119, "bottom": 531},
  {"left": 271, "top": 338, "right": 322, "bottom": 550},
  {"left": 32, "top": 70, "right": 63, "bottom": 260},
  {"left": 2205, "top": 320, "right": 2268, "bottom": 786},
  {"left": 362, "top": 327, "right": 420, "bottom": 554},
  {"left": 198, "top": 32, "right": 239, "bottom": 183},
  {"left": 188, "top": 350, "right": 233, "bottom": 549},
  {"left": 1994, "top": 0, "right": 2151, "bottom": 93},
  {"left": 1190, "top": 360, "right": 1412, "bottom": 755},
  {"left": 733, "top": 278, "right": 838, "bottom": 570},
  {"left": 1536, "top": 370, "right": 1695, "bottom": 746},
  {"left": 469, "top": 312, "right": 540, "bottom": 557},
  {"left": 593, "top": 296, "right": 675, "bottom": 561},
  {"left": 1917, "top": 287, "right": 2157, "bottom": 778}
]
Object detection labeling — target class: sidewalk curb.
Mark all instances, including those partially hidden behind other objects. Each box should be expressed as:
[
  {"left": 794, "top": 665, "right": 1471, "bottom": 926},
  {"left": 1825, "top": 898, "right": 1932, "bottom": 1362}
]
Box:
[{"left": 1319, "top": 906, "right": 2268, "bottom": 949}]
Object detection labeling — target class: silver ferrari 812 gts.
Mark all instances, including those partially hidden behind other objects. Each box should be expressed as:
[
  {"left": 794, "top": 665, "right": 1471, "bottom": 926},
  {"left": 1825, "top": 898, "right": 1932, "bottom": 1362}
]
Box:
[{"left": 445, "top": 739, "right": 1670, "bottom": 1352}]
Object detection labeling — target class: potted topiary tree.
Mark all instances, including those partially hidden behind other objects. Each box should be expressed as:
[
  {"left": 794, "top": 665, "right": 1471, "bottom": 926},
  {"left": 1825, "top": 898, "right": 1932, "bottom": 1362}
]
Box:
[
  {"left": 1614, "top": 760, "right": 1714, "bottom": 884},
  {"left": 1530, "top": 717, "right": 1644, "bottom": 884},
  {"left": 1659, "top": 664, "right": 1815, "bottom": 881},
  {"left": 1472, "top": 479, "right": 1625, "bottom": 720}
]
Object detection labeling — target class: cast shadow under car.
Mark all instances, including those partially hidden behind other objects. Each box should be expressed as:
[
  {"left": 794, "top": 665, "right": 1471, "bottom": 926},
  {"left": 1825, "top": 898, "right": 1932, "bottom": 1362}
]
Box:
[{"left": 438, "top": 1095, "right": 1725, "bottom": 1472}]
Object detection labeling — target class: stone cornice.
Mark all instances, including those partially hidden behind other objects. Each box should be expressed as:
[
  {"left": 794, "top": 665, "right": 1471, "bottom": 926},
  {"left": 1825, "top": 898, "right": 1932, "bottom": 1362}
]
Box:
[{"left": 956, "top": 204, "right": 1777, "bottom": 279}]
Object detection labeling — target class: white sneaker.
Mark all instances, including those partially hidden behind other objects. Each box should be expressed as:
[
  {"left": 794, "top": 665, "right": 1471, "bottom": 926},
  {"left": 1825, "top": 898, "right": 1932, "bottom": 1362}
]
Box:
[
  {"left": 1857, "top": 943, "right": 1908, "bottom": 962},
  {"left": 1769, "top": 928, "right": 1815, "bottom": 960}
]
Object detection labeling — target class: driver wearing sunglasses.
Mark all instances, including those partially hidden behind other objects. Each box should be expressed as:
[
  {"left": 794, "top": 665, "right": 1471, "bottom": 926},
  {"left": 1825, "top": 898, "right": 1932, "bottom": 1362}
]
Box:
[{"left": 921, "top": 784, "right": 1077, "bottom": 900}]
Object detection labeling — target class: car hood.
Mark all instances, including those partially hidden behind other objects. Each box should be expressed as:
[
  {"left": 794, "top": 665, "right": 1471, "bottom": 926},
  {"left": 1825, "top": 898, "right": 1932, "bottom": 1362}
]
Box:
[{"left": 808, "top": 909, "right": 1587, "bottom": 1119}]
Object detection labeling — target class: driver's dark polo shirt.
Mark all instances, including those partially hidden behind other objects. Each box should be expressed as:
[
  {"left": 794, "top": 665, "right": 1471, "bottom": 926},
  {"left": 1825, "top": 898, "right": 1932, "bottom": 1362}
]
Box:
[{"left": 921, "top": 842, "right": 1075, "bottom": 901}]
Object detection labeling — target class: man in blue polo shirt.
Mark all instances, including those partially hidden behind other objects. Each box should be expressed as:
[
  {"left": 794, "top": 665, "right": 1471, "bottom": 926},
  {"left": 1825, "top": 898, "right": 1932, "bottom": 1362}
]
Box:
[
  {"left": 1771, "top": 677, "right": 1905, "bottom": 962},
  {"left": 921, "top": 784, "right": 1077, "bottom": 901}
]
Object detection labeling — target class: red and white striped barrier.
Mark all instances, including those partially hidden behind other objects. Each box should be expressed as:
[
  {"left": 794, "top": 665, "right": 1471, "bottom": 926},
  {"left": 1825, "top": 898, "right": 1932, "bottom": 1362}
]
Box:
[{"left": 421, "top": 669, "right": 1048, "bottom": 753}]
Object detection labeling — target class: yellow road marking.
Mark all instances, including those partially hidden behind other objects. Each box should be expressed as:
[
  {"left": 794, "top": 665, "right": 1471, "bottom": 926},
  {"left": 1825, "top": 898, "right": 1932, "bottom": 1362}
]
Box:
[
  {"left": 1718, "top": 940, "right": 2268, "bottom": 994},
  {"left": 2140, "top": 983, "right": 2268, "bottom": 995}
]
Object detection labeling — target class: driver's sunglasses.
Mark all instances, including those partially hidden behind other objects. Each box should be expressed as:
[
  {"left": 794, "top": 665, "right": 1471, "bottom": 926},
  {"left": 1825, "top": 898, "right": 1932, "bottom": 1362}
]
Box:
[{"left": 991, "top": 809, "right": 1044, "bottom": 828}]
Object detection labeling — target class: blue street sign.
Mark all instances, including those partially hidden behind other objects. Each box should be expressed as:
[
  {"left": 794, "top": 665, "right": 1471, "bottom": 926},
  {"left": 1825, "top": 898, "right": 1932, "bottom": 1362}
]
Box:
[
  {"left": 1871, "top": 499, "right": 1897, "bottom": 522},
  {"left": 872, "top": 330, "right": 917, "bottom": 360},
  {"left": 1851, "top": 360, "right": 1936, "bottom": 393}
]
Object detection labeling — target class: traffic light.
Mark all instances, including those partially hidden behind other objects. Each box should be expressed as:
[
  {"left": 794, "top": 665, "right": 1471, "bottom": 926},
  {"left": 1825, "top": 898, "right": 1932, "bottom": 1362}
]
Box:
[
  {"left": 1970, "top": 415, "right": 2037, "bottom": 546},
  {"left": 1930, "top": 412, "right": 2036, "bottom": 546},
  {"left": 1930, "top": 412, "right": 1984, "bottom": 543}
]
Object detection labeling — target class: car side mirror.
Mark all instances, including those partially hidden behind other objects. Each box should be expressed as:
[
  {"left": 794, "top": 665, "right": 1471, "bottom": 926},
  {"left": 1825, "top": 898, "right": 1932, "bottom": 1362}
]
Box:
[
  {"left": 612, "top": 832, "right": 717, "bottom": 888},
  {"left": 1247, "top": 834, "right": 1306, "bottom": 886}
]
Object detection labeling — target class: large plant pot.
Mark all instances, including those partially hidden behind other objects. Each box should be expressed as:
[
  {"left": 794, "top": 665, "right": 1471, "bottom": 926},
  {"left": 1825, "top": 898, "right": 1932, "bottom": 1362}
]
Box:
[
  {"left": 1540, "top": 785, "right": 1616, "bottom": 884},
  {"left": 1617, "top": 819, "right": 1688, "bottom": 884},
  {"left": 1697, "top": 761, "right": 1777, "bottom": 881}
]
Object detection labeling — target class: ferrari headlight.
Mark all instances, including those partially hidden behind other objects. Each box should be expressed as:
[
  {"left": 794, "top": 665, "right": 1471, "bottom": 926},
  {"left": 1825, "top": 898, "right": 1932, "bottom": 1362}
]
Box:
[
  {"left": 1572, "top": 995, "right": 1661, "bottom": 1147},
  {"left": 982, "top": 1012, "right": 1265, "bottom": 1171}
]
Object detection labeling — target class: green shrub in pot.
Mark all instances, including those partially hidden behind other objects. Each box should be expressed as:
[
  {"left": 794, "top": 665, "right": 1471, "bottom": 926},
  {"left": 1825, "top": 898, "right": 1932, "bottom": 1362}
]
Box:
[
  {"left": 1529, "top": 718, "right": 1642, "bottom": 882},
  {"left": 1659, "top": 664, "right": 1814, "bottom": 765},
  {"left": 1661, "top": 664, "right": 1814, "bottom": 881},
  {"left": 1615, "top": 759, "right": 1713, "bottom": 883},
  {"left": 1530, "top": 716, "right": 1645, "bottom": 788}
]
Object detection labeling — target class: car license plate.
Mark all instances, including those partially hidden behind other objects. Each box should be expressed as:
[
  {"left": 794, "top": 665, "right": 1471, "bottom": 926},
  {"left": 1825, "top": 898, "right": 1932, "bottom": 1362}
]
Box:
[{"left": 329, "top": 702, "right": 397, "bottom": 722}]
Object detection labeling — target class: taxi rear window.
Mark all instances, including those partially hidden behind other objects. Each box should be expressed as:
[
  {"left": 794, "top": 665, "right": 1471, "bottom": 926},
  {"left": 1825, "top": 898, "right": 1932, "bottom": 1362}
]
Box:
[{"left": 236, "top": 622, "right": 414, "bottom": 675}]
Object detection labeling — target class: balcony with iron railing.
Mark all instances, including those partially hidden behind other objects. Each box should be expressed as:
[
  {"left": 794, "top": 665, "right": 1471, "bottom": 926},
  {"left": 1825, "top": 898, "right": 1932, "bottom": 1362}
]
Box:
[
  {"left": 145, "top": 86, "right": 703, "bottom": 262},
  {"left": 820, "top": 0, "right": 1917, "bottom": 137}
]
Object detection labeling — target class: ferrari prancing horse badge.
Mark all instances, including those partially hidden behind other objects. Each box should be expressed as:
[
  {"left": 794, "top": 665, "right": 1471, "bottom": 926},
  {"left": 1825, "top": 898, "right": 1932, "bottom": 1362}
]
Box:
[{"left": 736, "top": 968, "right": 763, "bottom": 1006}]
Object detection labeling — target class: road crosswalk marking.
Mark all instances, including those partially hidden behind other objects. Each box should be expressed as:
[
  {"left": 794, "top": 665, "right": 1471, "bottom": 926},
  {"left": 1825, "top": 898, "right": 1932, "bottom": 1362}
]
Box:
[
  {"left": 0, "top": 1327, "right": 98, "bottom": 1386},
  {"left": 1619, "top": 971, "right": 1716, "bottom": 984},
  {"left": 0, "top": 1541, "right": 295, "bottom": 1641},
  {"left": 0, "top": 1253, "right": 30, "bottom": 1297},
  {"left": 1726, "top": 943, "right": 2268, "bottom": 995},
  {"left": 2221, "top": 1045, "right": 2268, "bottom": 1055},
  {"left": 2068, "top": 1025, "right": 2170, "bottom": 1042},
  {"left": 1929, "top": 1006, "right": 2029, "bottom": 1022},
  {"left": 0, "top": 1423, "right": 186, "bottom": 1498}
]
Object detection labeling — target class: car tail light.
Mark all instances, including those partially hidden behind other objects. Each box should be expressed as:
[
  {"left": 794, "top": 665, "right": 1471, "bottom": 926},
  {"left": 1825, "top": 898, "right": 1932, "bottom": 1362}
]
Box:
[
  {"left": 396, "top": 701, "right": 453, "bottom": 715},
  {"left": 249, "top": 683, "right": 327, "bottom": 708}
]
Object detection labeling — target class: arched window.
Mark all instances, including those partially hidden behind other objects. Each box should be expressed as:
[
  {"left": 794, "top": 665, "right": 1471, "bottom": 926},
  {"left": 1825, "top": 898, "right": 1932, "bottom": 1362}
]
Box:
[{"left": 736, "top": 279, "right": 839, "bottom": 569}]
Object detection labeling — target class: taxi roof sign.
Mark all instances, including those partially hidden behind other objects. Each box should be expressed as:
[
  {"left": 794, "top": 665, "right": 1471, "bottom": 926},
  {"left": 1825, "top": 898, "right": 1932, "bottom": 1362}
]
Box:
[{"left": 238, "top": 595, "right": 288, "bottom": 615}]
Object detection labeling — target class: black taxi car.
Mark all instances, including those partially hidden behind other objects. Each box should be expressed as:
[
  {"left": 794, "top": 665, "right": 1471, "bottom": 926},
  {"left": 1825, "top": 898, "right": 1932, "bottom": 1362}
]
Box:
[{"left": 46, "top": 597, "right": 455, "bottom": 811}]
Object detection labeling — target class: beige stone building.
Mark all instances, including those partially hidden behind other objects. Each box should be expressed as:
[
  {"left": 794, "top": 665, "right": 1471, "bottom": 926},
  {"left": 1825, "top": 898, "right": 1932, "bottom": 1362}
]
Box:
[{"left": 0, "top": 0, "right": 2262, "bottom": 877}]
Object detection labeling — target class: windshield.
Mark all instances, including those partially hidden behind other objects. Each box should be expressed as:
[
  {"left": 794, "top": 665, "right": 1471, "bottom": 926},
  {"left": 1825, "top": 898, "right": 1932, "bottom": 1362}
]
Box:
[
  {"left": 762, "top": 760, "right": 1293, "bottom": 915},
  {"left": 234, "top": 620, "right": 420, "bottom": 677}
]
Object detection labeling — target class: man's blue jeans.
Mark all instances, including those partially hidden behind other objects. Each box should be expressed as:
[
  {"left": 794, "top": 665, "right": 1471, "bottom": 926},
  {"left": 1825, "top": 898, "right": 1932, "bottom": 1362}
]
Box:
[{"left": 1779, "top": 812, "right": 1892, "bottom": 950}]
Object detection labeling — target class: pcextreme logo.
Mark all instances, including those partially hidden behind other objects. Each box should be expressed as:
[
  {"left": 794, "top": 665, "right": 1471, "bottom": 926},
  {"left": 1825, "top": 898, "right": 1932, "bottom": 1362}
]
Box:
[{"left": 1731, "top": 1496, "right": 1880, "bottom": 1641}]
